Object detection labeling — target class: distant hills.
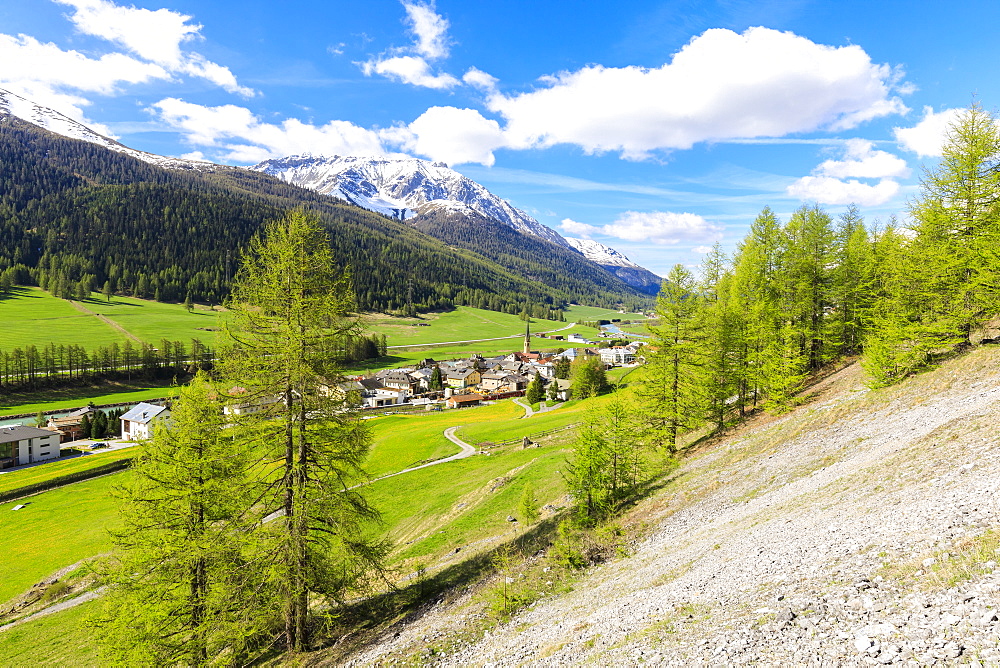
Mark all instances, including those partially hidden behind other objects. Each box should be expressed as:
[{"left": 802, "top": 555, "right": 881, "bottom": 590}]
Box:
[{"left": 0, "top": 90, "right": 655, "bottom": 315}]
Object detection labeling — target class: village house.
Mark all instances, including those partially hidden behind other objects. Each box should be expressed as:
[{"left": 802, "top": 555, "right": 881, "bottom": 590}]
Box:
[
  {"left": 354, "top": 378, "right": 409, "bottom": 408},
  {"left": 223, "top": 387, "right": 282, "bottom": 416},
  {"left": 120, "top": 402, "right": 170, "bottom": 441},
  {"left": 0, "top": 425, "right": 60, "bottom": 468},
  {"left": 407, "top": 367, "right": 435, "bottom": 392},
  {"left": 598, "top": 346, "right": 636, "bottom": 365},
  {"left": 446, "top": 393, "right": 482, "bottom": 409},
  {"left": 446, "top": 367, "right": 481, "bottom": 389},
  {"left": 377, "top": 369, "right": 416, "bottom": 393},
  {"left": 45, "top": 405, "right": 100, "bottom": 443}
]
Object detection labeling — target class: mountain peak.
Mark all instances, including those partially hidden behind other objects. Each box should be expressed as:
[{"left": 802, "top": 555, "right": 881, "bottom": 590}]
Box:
[
  {"left": 565, "top": 237, "right": 641, "bottom": 269},
  {"left": 0, "top": 88, "right": 217, "bottom": 172},
  {"left": 250, "top": 154, "right": 569, "bottom": 247}
]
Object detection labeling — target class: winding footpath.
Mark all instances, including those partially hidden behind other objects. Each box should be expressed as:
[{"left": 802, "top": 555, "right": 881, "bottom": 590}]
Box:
[
  {"left": 513, "top": 398, "right": 564, "bottom": 418},
  {"left": 2, "top": 425, "right": 482, "bottom": 630}
]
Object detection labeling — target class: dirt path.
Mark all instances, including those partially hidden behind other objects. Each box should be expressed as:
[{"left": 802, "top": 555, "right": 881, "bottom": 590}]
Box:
[{"left": 67, "top": 300, "right": 142, "bottom": 344}]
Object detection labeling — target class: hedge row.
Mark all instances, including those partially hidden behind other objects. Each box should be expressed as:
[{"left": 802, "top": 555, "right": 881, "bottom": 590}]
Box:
[{"left": 0, "top": 458, "right": 133, "bottom": 503}]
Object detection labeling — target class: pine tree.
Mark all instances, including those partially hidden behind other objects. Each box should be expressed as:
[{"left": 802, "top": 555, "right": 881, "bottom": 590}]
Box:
[
  {"left": 219, "top": 209, "right": 385, "bottom": 651},
  {"left": 525, "top": 372, "right": 544, "bottom": 404},
  {"left": 565, "top": 397, "right": 640, "bottom": 523},
  {"left": 429, "top": 365, "right": 443, "bottom": 390}
]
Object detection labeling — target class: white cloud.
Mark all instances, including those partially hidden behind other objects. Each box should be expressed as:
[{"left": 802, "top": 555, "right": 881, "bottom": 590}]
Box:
[
  {"left": 604, "top": 211, "right": 723, "bottom": 245},
  {"left": 403, "top": 1, "right": 450, "bottom": 60},
  {"left": 894, "top": 106, "right": 965, "bottom": 157},
  {"left": 0, "top": 32, "right": 170, "bottom": 132},
  {"left": 487, "top": 27, "right": 907, "bottom": 158},
  {"left": 562, "top": 212, "right": 722, "bottom": 245},
  {"left": 560, "top": 218, "right": 599, "bottom": 238},
  {"left": 150, "top": 98, "right": 394, "bottom": 163},
  {"left": 361, "top": 55, "right": 458, "bottom": 90},
  {"left": 692, "top": 245, "right": 713, "bottom": 254},
  {"left": 815, "top": 138, "right": 910, "bottom": 179},
  {"left": 392, "top": 106, "right": 506, "bottom": 166},
  {"left": 786, "top": 176, "right": 900, "bottom": 206},
  {"left": 361, "top": 1, "right": 458, "bottom": 90},
  {"left": 53, "top": 0, "right": 253, "bottom": 96},
  {"left": 463, "top": 67, "right": 498, "bottom": 91},
  {"left": 55, "top": 0, "right": 197, "bottom": 67},
  {"left": 787, "top": 138, "right": 909, "bottom": 206}
]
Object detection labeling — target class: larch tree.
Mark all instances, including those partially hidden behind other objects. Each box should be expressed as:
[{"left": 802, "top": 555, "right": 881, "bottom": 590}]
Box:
[
  {"left": 96, "top": 374, "right": 262, "bottom": 666},
  {"left": 220, "top": 209, "right": 386, "bottom": 652},
  {"left": 640, "top": 265, "right": 704, "bottom": 454}
]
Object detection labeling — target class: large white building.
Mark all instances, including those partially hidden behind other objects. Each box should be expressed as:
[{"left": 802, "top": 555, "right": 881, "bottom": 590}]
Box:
[
  {"left": 0, "top": 425, "right": 61, "bottom": 469},
  {"left": 120, "top": 402, "right": 171, "bottom": 441}
]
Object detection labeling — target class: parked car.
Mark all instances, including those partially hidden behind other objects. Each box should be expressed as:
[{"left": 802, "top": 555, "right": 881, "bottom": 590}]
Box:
[{"left": 91, "top": 441, "right": 109, "bottom": 449}]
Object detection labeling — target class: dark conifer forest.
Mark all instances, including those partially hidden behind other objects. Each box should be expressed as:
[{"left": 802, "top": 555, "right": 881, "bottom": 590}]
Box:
[{"left": 0, "top": 116, "right": 647, "bottom": 315}]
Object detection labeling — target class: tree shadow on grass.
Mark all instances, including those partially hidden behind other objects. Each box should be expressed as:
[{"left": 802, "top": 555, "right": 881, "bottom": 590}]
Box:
[{"left": 257, "top": 516, "right": 564, "bottom": 665}]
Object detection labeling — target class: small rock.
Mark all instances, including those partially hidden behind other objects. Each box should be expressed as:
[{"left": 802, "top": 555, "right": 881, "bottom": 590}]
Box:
[
  {"left": 506, "top": 515, "right": 517, "bottom": 522},
  {"left": 855, "top": 636, "right": 873, "bottom": 653}
]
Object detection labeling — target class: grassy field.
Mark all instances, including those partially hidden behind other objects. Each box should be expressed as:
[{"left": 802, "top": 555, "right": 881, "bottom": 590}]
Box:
[
  {"left": 0, "top": 473, "right": 124, "bottom": 604},
  {"left": 0, "top": 598, "right": 101, "bottom": 667},
  {"left": 0, "top": 287, "right": 127, "bottom": 351},
  {"left": 365, "top": 400, "right": 523, "bottom": 478},
  {"left": 84, "top": 295, "right": 226, "bottom": 345},
  {"left": 366, "top": 307, "right": 569, "bottom": 346},
  {"left": 0, "top": 449, "right": 138, "bottom": 497},
  {"left": 366, "top": 442, "right": 568, "bottom": 563},
  {"left": 564, "top": 304, "right": 648, "bottom": 321},
  {"left": 0, "top": 390, "right": 621, "bottom": 663},
  {"left": 0, "top": 381, "right": 180, "bottom": 418}
]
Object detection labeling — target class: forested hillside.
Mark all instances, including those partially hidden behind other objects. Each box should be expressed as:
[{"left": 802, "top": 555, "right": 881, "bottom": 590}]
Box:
[
  {"left": 410, "top": 207, "right": 651, "bottom": 314},
  {"left": 0, "top": 116, "right": 644, "bottom": 315},
  {"left": 641, "top": 104, "right": 1000, "bottom": 450}
]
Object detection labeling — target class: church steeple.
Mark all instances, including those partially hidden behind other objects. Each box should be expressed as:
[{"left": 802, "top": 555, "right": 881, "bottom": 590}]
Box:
[{"left": 523, "top": 320, "right": 531, "bottom": 355}]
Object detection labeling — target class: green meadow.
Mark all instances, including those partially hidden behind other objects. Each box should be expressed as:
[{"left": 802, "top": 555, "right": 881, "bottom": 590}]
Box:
[
  {"left": 365, "top": 306, "right": 568, "bottom": 346},
  {"left": 0, "top": 598, "right": 101, "bottom": 667},
  {"left": 0, "top": 382, "right": 179, "bottom": 418},
  {"left": 0, "top": 448, "right": 138, "bottom": 497},
  {"left": 0, "top": 473, "right": 124, "bottom": 604},
  {"left": 84, "top": 295, "right": 226, "bottom": 345},
  {"left": 0, "top": 391, "right": 631, "bottom": 664},
  {"left": 563, "top": 304, "right": 648, "bottom": 321},
  {"left": 0, "top": 287, "right": 127, "bottom": 350}
]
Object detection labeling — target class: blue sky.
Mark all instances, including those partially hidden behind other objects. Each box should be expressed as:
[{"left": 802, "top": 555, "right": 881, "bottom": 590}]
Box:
[{"left": 0, "top": 0, "right": 994, "bottom": 275}]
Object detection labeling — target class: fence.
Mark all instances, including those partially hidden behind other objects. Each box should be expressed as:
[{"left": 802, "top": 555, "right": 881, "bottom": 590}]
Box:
[{"left": 479, "top": 422, "right": 581, "bottom": 450}]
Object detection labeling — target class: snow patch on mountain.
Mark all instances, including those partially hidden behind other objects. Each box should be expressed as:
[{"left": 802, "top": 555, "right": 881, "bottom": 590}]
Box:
[
  {"left": 0, "top": 88, "right": 216, "bottom": 171},
  {"left": 250, "top": 154, "right": 569, "bottom": 247},
  {"left": 565, "top": 237, "right": 641, "bottom": 269}
]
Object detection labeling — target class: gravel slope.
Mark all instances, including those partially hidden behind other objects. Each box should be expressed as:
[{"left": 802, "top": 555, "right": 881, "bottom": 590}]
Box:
[{"left": 347, "top": 349, "right": 1000, "bottom": 666}]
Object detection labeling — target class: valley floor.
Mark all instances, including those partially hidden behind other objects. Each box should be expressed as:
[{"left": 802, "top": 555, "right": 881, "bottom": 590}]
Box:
[{"left": 347, "top": 349, "right": 1000, "bottom": 666}]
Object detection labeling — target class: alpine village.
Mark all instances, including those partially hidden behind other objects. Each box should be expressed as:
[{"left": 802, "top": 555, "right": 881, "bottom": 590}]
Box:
[{"left": 1, "top": 3, "right": 1000, "bottom": 667}]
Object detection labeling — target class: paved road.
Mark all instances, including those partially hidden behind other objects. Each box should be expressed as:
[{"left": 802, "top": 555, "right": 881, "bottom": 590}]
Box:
[{"left": 513, "top": 399, "right": 565, "bottom": 418}]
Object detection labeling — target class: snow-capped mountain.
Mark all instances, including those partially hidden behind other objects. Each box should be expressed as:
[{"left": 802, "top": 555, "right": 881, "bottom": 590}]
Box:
[
  {"left": 0, "top": 87, "right": 215, "bottom": 171},
  {"left": 565, "top": 237, "right": 643, "bottom": 269},
  {"left": 566, "top": 237, "right": 663, "bottom": 295},
  {"left": 250, "top": 154, "right": 570, "bottom": 247}
]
